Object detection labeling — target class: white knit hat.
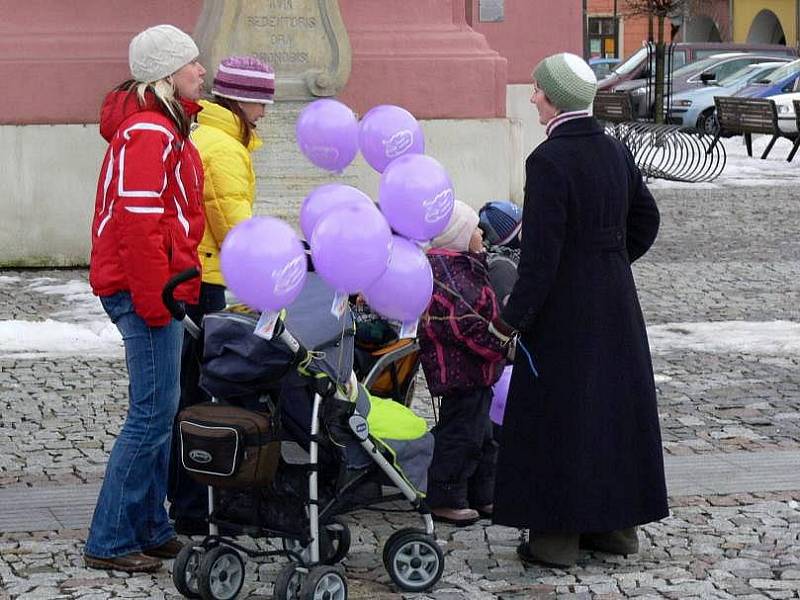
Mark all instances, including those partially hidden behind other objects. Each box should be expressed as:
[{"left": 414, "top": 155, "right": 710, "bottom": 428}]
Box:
[
  {"left": 129, "top": 24, "right": 199, "bottom": 83},
  {"left": 431, "top": 200, "right": 480, "bottom": 252}
]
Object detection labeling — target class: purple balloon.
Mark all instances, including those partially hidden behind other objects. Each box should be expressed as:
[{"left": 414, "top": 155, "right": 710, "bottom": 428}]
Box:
[
  {"left": 310, "top": 204, "right": 392, "bottom": 293},
  {"left": 378, "top": 154, "right": 454, "bottom": 241},
  {"left": 300, "top": 184, "right": 375, "bottom": 241},
  {"left": 490, "top": 365, "right": 513, "bottom": 425},
  {"left": 220, "top": 217, "right": 307, "bottom": 311},
  {"left": 296, "top": 99, "right": 359, "bottom": 172},
  {"left": 358, "top": 105, "right": 425, "bottom": 173},
  {"left": 363, "top": 236, "right": 433, "bottom": 322}
]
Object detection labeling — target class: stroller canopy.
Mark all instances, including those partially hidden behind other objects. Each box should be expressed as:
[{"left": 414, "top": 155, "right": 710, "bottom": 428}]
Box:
[
  {"left": 200, "top": 273, "right": 355, "bottom": 400},
  {"left": 283, "top": 273, "right": 355, "bottom": 385}
]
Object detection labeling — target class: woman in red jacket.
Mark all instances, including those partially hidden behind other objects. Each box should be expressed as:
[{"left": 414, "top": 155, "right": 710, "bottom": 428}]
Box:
[{"left": 84, "top": 24, "right": 206, "bottom": 574}]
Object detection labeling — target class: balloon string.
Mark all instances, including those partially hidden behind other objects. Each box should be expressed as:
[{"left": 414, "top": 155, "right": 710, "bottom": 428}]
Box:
[
  {"left": 426, "top": 314, "right": 490, "bottom": 323},
  {"left": 430, "top": 259, "right": 538, "bottom": 378},
  {"left": 516, "top": 338, "right": 539, "bottom": 378},
  {"left": 430, "top": 278, "right": 492, "bottom": 326},
  {"left": 432, "top": 255, "right": 495, "bottom": 326},
  {"left": 337, "top": 314, "right": 347, "bottom": 382}
]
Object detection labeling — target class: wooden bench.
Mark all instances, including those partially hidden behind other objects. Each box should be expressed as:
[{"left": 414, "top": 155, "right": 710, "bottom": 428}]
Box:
[
  {"left": 709, "top": 96, "right": 796, "bottom": 160},
  {"left": 593, "top": 91, "right": 635, "bottom": 124},
  {"left": 789, "top": 99, "right": 800, "bottom": 162}
]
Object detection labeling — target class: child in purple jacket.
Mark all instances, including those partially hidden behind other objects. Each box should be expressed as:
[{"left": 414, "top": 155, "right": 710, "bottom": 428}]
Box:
[{"left": 420, "top": 201, "right": 511, "bottom": 526}]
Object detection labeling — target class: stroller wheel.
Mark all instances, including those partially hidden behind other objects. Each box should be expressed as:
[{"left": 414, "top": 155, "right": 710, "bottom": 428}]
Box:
[
  {"left": 383, "top": 528, "right": 444, "bottom": 592},
  {"left": 320, "top": 517, "right": 352, "bottom": 564},
  {"left": 173, "top": 544, "right": 203, "bottom": 598},
  {"left": 197, "top": 545, "right": 245, "bottom": 600},
  {"left": 273, "top": 563, "right": 303, "bottom": 600},
  {"left": 299, "top": 565, "right": 348, "bottom": 600},
  {"left": 282, "top": 518, "right": 352, "bottom": 565}
]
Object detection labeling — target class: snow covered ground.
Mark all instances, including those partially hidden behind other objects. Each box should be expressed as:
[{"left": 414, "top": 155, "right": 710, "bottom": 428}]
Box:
[
  {"left": 0, "top": 276, "right": 121, "bottom": 359},
  {"left": 1, "top": 277, "right": 798, "bottom": 360},
  {"left": 647, "top": 133, "right": 800, "bottom": 189}
]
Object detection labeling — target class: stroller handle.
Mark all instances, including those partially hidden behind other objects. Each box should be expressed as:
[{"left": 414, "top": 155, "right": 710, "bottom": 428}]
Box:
[{"left": 162, "top": 267, "right": 200, "bottom": 321}]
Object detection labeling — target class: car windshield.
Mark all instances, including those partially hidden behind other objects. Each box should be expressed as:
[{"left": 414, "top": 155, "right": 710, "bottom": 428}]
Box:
[
  {"left": 716, "top": 63, "right": 779, "bottom": 87},
  {"left": 670, "top": 55, "right": 724, "bottom": 78},
  {"left": 591, "top": 63, "right": 614, "bottom": 78},
  {"left": 612, "top": 47, "right": 647, "bottom": 75},
  {"left": 761, "top": 58, "right": 800, "bottom": 83}
]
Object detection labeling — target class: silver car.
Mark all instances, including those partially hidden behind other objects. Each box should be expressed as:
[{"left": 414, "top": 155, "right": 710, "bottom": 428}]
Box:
[
  {"left": 621, "top": 52, "right": 790, "bottom": 118},
  {"left": 664, "top": 61, "right": 788, "bottom": 133}
]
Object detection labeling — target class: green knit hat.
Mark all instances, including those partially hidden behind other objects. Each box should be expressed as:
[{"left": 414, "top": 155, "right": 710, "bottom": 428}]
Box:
[{"left": 532, "top": 52, "right": 597, "bottom": 112}]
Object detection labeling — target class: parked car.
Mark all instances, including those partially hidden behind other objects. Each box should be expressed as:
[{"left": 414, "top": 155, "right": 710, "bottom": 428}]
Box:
[
  {"left": 766, "top": 90, "right": 800, "bottom": 134},
  {"left": 599, "top": 42, "right": 796, "bottom": 93},
  {"left": 589, "top": 57, "right": 621, "bottom": 80},
  {"left": 615, "top": 50, "right": 796, "bottom": 118},
  {"left": 664, "top": 61, "right": 788, "bottom": 132},
  {"left": 733, "top": 58, "right": 800, "bottom": 98}
]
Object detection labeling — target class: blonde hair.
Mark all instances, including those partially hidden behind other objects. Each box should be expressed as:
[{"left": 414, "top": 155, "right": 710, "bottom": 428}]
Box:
[{"left": 116, "top": 77, "right": 192, "bottom": 137}]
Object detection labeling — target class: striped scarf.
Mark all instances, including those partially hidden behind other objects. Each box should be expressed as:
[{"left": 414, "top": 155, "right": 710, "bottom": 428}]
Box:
[{"left": 546, "top": 109, "right": 591, "bottom": 137}]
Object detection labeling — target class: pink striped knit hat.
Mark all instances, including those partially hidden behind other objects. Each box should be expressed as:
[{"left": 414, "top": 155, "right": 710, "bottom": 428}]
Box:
[{"left": 212, "top": 56, "right": 275, "bottom": 104}]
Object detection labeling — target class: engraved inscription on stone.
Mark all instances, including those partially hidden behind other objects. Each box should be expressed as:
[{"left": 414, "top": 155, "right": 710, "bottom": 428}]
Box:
[
  {"left": 195, "top": 0, "right": 351, "bottom": 100},
  {"left": 479, "top": 0, "right": 504, "bottom": 22},
  {"left": 246, "top": 5, "right": 318, "bottom": 67}
]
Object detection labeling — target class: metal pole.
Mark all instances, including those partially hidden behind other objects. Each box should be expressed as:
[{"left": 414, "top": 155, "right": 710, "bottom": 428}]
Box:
[
  {"left": 796, "top": 0, "right": 799, "bottom": 50},
  {"left": 613, "top": 0, "right": 619, "bottom": 57},
  {"left": 583, "top": 0, "right": 589, "bottom": 58},
  {"left": 683, "top": 4, "right": 688, "bottom": 42}
]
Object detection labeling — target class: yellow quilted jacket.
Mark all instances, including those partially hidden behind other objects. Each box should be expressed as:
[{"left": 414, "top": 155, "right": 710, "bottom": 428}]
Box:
[{"left": 192, "top": 100, "right": 263, "bottom": 285}]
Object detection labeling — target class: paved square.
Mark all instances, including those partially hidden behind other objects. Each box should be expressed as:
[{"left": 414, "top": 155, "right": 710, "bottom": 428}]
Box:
[{"left": 1, "top": 174, "right": 799, "bottom": 598}]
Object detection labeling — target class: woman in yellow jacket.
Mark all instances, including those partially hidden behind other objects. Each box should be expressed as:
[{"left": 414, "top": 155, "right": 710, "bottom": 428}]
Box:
[
  {"left": 194, "top": 55, "right": 275, "bottom": 310},
  {"left": 169, "top": 55, "right": 275, "bottom": 534}
]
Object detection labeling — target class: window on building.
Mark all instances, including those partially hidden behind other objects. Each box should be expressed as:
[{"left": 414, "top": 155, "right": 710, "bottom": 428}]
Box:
[{"left": 588, "top": 17, "right": 619, "bottom": 58}]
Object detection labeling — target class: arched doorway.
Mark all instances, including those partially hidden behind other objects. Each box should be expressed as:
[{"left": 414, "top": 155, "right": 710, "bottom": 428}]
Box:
[
  {"left": 747, "top": 9, "right": 786, "bottom": 45},
  {"left": 679, "top": 15, "right": 723, "bottom": 42}
]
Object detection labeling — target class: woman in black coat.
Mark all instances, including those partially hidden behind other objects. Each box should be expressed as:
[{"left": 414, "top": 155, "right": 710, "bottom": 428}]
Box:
[{"left": 493, "top": 52, "right": 669, "bottom": 567}]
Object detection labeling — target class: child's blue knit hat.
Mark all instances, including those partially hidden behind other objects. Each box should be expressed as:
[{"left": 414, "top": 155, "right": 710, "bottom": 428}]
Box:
[{"left": 479, "top": 201, "right": 522, "bottom": 246}]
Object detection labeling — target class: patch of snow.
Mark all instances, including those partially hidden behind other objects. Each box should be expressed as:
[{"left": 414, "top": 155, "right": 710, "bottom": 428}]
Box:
[
  {"left": 0, "top": 319, "right": 122, "bottom": 358},
  {"left": 647, "top": 134, "right": 800, "bottom": 189},
  {"left": 648, "top": 320, "right": 800, "bottom": 354}
]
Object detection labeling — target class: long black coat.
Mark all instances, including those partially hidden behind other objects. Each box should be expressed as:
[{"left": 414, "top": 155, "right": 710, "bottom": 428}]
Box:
[{"left": 494, "top": 117, "right": 669, "bottom": 533}]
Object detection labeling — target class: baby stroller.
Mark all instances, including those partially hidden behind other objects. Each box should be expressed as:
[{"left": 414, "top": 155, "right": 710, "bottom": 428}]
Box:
[
  {"left": 163, "top": 269, "right": 444, "bottom": 600},
  {"left": 351, "top": 301, "right": 421, "bottom": 407}
]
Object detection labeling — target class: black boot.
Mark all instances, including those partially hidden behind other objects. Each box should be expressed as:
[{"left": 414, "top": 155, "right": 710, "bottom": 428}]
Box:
[{"left": 580, "top": 527, "right": 639, "bottom": 556}]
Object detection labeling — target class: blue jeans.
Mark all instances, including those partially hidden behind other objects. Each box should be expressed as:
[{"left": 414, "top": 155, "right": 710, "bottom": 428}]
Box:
[{"left": 84, "top": 291, "right": 182, "bottom": 558}]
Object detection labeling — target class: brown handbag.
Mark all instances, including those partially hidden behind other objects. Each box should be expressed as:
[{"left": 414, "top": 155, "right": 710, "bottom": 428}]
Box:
[{"left": 178, "top": 402, "right": 280, "bottom": 488}]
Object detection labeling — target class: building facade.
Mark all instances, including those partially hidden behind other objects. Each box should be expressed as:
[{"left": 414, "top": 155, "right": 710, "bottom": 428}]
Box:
[
  {"left": 732, "top": 0, "right": 798, "bottom": 46},
  {"left": 0, "top": 0, "right": 581, "bottom": 265}
]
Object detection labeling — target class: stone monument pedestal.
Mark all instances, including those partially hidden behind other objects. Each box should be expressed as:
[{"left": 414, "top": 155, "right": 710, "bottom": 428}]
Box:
[
  {"left": 338, "top": 0, "right": 508, "bottom": 119},
  {"left": 253, "top": 102, "right": 359, "bottom": 226}
]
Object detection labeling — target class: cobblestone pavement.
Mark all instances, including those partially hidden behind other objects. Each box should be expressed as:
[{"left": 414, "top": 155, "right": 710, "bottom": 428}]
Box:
[{"left": 1, "top": 182, "right": 799, "bottom": 599}]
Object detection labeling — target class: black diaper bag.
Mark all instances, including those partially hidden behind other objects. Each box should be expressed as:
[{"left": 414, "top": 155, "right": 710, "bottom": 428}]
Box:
[{"left": 178, "top": 402, "right": 280, "bottom": 488}]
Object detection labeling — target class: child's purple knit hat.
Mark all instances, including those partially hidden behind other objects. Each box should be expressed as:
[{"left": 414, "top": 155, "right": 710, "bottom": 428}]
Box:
[{"left": 212, "top": 56, "right": 275, "bottom": 104}]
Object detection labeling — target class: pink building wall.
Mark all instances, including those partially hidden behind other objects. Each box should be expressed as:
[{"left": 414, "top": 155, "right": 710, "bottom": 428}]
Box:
[
  {"left": 0, "top": 0, "right": 198, "bottom": 124},
  {"left": 467, "top": 0, "right": 584, "bottom": 84},
  {"left": 1, "top": 1, "right": 581, "bottom": 124},
  {"left": 337, "top": 0, "right": 507, "bottom": 118}
]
